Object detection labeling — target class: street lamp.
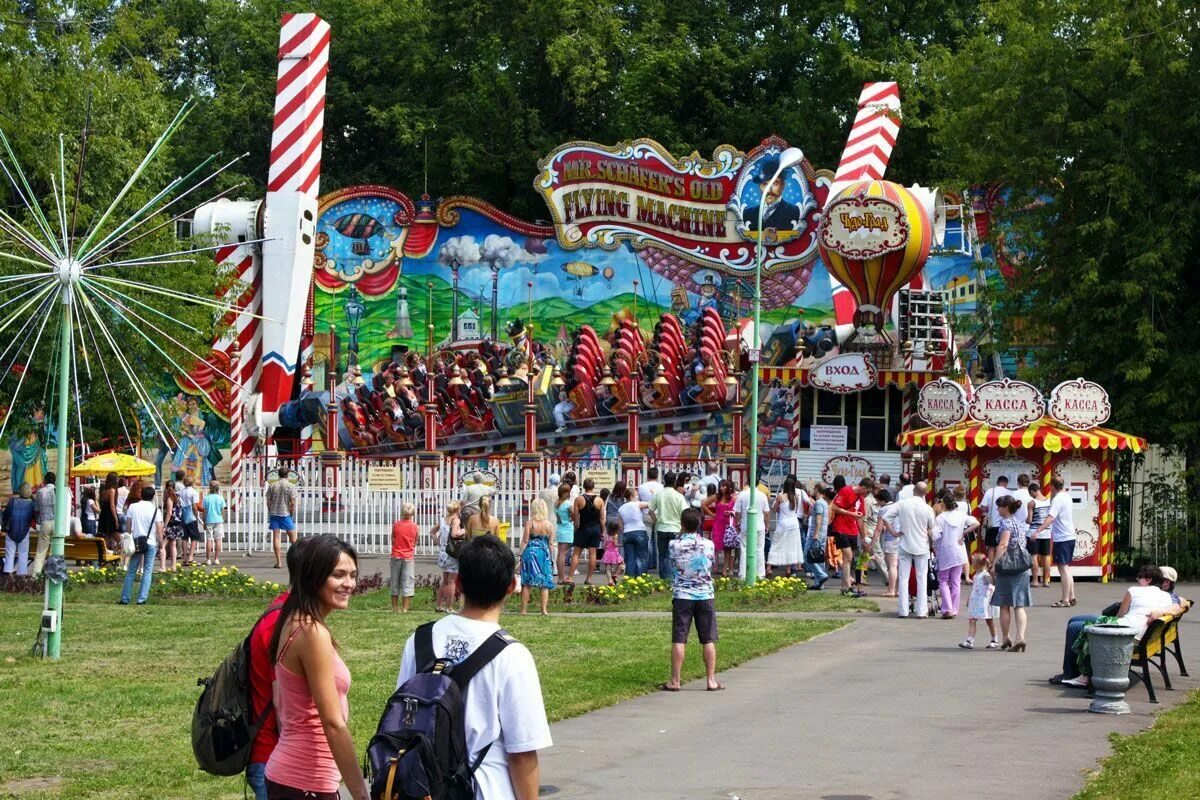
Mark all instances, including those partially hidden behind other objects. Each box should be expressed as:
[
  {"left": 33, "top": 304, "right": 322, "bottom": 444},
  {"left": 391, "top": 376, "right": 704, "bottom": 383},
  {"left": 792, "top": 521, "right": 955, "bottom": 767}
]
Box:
[{"left": 745, "top": 146, "right": 804, "bottom": 586}]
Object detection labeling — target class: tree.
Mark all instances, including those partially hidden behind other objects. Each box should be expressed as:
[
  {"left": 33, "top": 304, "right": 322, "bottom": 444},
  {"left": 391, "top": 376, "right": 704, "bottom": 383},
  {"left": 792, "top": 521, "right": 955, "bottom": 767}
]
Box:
[
  {"left": 0, "top": 0, "right": 224, "bottom": 450},
  {"left": 927, "top": 0, "right": 1200, "bottom": 497},
  {"left": 167, "top": 0, "right": 980, "bottom": 218}
]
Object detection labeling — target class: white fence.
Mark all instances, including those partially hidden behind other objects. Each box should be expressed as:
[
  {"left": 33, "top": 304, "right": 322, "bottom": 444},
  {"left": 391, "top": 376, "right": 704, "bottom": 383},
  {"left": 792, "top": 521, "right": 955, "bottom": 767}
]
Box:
[{"left": 217, "top": 454, "right": 724, "bottom": 556}]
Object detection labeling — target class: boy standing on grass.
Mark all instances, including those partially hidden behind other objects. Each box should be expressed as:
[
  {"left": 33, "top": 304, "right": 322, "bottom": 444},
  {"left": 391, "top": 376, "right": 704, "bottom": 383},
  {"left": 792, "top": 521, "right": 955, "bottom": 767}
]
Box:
[
  {"left": 391, "top": 502, "right": 419, "bottom": 612},
  {"left": 662, "top": 507, "right": 722, "bottom": 692},
  {"left": 396, "top": 536, "right": 552, "bottom": 799}
]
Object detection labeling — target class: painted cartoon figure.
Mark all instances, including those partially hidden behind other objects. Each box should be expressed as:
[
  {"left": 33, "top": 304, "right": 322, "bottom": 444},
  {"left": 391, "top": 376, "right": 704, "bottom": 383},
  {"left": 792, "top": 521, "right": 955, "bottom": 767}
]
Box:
[
  {"left": 741, "top": 154, "right": 802, "bottom": 232},
  {"left": 172, "top": 395, "right": 220, "bottom": 484}
]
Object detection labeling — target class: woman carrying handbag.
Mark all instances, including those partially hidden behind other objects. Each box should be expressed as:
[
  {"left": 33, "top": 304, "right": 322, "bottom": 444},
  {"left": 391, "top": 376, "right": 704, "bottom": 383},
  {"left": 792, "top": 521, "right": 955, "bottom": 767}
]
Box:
[{"left": 991, "top": 496, "right": 1032, "bottom": 651}]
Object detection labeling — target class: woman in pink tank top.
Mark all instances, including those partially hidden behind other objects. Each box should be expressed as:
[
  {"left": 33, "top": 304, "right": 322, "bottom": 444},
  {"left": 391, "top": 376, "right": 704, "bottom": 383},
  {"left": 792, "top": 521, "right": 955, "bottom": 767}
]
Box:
[{"left": 266, "top": 535, "right": 369, "bottom": 800}]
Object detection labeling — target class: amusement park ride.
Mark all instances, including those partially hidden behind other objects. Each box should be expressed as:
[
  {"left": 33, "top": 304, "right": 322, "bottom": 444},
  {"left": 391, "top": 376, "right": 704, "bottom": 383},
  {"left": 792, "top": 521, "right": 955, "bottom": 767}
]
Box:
[{"left": 190, "top": 14, "right": 961, "bottom": 490}]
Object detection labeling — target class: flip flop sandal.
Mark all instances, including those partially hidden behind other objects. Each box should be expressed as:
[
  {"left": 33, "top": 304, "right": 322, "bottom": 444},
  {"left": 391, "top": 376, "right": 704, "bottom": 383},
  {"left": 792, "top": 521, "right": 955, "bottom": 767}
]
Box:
[
  {"left": 1051, "top": 600, "right": 1071, "bottom": 608},
  {"left": 707, "top": 684, "right": 726, "bottom": 692},
  {"left": 660, "top": 683, "right": 681, "bottom": 692}
]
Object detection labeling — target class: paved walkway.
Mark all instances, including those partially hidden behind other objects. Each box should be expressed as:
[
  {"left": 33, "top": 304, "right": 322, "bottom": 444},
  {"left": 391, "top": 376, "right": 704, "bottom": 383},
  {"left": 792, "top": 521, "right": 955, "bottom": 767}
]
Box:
[{"left": 540, "top": 581, "right": 1197, "bottom": 800}]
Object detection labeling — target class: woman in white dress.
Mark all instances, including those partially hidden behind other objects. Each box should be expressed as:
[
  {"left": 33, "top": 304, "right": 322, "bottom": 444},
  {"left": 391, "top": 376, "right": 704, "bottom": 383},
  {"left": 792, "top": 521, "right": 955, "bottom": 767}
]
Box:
[{"left": 768, "top": 476, "right": 804, "bottom": 576}]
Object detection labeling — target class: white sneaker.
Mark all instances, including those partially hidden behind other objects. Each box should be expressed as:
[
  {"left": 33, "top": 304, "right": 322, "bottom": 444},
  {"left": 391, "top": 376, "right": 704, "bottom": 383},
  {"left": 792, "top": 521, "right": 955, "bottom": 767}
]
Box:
[
  {"left": 555, "top": 426, "right": 566, "bottom": 433},
  {"left": 1062, "top": 676, "right": 1089, "bottom": 688},
  {"left": 986, "top": 639, "right": 1001, "bottom": 649},
  {"left": 204, "top": 560, "right": 212, "bottom": 566},
  {"left": 958, "top": 638, "right": 974, "bottom": 649}
]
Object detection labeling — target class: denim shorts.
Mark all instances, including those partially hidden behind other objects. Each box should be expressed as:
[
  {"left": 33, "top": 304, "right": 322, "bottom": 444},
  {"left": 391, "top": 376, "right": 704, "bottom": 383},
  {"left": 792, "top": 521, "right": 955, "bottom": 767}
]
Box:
[
  {"left": 269, "top": 514, "right": 296, "bottom": 532},
  {"left": 1053, "top": 539, "right": 1076, "bottom": 565}
]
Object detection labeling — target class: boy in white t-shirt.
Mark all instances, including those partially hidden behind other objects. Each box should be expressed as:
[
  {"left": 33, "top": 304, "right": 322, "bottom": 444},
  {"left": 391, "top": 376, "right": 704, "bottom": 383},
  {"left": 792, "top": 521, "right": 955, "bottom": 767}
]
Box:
[{"left": 396, "top": 536, "right": 552, "bottom": 799}]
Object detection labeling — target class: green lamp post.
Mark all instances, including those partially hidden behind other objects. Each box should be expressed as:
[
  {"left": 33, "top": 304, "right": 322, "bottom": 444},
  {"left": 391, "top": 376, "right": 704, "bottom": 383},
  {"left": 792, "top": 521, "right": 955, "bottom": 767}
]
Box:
[{"left": 744, "top": 146, "right": 805, "bottom": 586}]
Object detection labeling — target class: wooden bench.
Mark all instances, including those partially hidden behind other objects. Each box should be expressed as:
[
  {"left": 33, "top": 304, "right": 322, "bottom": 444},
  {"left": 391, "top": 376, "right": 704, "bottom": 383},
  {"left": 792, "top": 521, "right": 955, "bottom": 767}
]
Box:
[
  {"left": 1129, "top": 603, "right": 1191, "bottom": 704},
  {"left": 0, "top": 532, "right": 122, "bottom": 568}
]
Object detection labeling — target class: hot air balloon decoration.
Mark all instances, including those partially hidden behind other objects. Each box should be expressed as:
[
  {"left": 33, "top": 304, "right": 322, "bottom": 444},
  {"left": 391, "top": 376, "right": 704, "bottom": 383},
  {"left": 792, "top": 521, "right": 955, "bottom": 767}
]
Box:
[
  {"left": 817, "top": 179, "right": 931, "bottom": 335},
  {"left": 601, "top": 266, "right": 615, "bottom": 287},
  {"left": 562, "top": 261, "right": 598, "bottom": 297},
  {"left": 333, "top": 212, "right": 388, "bottom": 256}
]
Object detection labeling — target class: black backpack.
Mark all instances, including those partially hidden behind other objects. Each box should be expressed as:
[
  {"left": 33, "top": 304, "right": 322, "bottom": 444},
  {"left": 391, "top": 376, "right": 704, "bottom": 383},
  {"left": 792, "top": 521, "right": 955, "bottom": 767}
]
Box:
[
  {"left": 365, "top": 622, "right": 513, "bottom": 800},
  {"left": 192, "top": 605, "right": 280, "bottom": 776}
]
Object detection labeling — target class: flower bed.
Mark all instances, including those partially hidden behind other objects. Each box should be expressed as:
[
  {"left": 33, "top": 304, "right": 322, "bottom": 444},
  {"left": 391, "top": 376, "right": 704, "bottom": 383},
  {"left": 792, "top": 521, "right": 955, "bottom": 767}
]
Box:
[
  {"left": 574, "top": 574, "right": 807, "bottom": 607},
  {"left": 4, "top": 566, "right": 382, "bottom": 600},
  {"left": 584, "top": 576, "right": 671, "bottom": 605}
]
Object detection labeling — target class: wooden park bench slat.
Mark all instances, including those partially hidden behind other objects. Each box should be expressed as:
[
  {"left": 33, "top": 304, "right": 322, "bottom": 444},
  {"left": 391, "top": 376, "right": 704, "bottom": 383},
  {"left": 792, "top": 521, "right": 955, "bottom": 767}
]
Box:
[
  {"left": 0, "top": 532, "right": 122, "bottom": 568},
  {"left": 1128, "top": 603, "right": 1191, "bottom": 704}
]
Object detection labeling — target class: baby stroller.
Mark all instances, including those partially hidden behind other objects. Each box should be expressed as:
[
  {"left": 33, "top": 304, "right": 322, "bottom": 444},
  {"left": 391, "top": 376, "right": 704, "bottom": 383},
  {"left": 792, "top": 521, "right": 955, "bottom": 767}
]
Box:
[{"left": 907, "top": 552, "right": 941, "bottom": 617}]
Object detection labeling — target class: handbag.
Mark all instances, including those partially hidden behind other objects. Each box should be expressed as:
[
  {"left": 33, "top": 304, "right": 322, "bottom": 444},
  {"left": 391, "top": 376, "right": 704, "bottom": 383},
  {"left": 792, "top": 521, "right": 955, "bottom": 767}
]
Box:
[
  {"left": 995, "top": 532, "right": 1032, "bottom": 575},
  {"left": 121, "top": 532, "right": 135, "bottom": 556},
  {"left": 445, "top": 531, "right": 469, "bottom": 558},
  {"left": 723, "top": 520, "right": 741, "bottom": 549},
  {"left": 805, "top": 537, "right": 826, "bottom": 564},
  {"left": 132, "top": 507, "right": 158, "bottom": 556}
]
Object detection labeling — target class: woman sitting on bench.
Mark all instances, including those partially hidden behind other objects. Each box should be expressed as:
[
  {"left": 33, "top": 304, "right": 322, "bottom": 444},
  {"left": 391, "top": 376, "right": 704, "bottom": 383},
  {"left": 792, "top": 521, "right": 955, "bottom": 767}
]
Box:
[{"left": 1049, "top": 565, "right": 1187, "bottom": 688}]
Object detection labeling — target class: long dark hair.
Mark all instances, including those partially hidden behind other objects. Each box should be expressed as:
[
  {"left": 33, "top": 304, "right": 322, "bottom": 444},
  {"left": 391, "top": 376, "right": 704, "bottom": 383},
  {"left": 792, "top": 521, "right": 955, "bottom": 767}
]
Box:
[
  {"left": 937, "top": 488, "right": 958, "bottom": 511},
  {"left": 781, "top": 475, "right": 798, "bottom": 510},
  {"left": 103, "top": 472, "right": 118, "bottom": 502},
  {"left": 270, "top": 535, "right": 359, "bottom": 662}
]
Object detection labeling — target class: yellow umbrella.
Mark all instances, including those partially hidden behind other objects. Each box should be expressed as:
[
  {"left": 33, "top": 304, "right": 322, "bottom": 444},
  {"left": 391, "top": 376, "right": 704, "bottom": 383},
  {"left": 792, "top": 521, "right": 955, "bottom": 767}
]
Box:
[{"left": 71, "top": 452, "right": 157, "bottom": 478}]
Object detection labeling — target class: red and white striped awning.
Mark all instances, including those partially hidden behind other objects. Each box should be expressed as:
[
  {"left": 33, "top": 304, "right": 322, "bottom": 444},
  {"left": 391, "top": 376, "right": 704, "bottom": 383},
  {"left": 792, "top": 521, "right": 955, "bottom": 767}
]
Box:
[{"left": 898, "top": 416, "right": 1147, "bottom": 453}]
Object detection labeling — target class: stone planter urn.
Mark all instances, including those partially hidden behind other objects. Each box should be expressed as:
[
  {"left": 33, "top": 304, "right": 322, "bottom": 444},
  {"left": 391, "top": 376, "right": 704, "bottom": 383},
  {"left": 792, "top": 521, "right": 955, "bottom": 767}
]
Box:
[{"left": 1087, "top": 623, "right": 1138, "bottom": 715}]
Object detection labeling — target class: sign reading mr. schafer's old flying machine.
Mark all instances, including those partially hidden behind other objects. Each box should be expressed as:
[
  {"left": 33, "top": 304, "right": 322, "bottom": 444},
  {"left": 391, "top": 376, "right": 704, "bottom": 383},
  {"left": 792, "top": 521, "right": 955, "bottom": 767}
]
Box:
[{"left": 534, "top": 136, "right": 833, "bottom": 307}]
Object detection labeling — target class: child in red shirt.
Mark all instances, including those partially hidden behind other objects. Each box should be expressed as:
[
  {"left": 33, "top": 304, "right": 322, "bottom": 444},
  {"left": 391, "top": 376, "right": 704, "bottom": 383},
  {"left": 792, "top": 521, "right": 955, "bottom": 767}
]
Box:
[{"left": 391, "top": 502, "right": 419, "bottom": 612}]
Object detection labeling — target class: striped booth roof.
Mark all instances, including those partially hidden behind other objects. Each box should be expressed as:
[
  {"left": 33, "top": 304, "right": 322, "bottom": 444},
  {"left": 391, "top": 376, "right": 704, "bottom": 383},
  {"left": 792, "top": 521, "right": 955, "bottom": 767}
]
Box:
[
  {"left": 758, "top": 367, "right": 939, "bottom": 389},
  {"left": 898, "top": 416, "right": 1147, "bottom": 454}
]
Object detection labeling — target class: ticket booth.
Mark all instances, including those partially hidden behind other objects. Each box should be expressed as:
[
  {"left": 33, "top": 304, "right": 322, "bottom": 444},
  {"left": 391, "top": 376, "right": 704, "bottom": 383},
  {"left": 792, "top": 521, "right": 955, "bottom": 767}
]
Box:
[{"left": 899, "top": 415, "right": 1146, "bottom": 581}]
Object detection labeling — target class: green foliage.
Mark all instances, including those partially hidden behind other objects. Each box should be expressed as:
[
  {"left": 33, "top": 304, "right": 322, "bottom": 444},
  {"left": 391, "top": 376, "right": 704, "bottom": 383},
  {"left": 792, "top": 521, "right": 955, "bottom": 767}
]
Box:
[
  {"left": 927, "top": 0, "right": 1200, "bottom": 473},
  {"left": 0, "top": 0, "right": 225, "bottom": 446},
  {"left": 163, "top": 0, "right": 980, "bottom": 218}
]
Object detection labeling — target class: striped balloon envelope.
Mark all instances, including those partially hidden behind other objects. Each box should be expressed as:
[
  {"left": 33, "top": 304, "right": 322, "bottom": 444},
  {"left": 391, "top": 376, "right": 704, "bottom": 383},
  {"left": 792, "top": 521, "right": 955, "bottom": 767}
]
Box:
[{"left": 818, "top": 179, "right": 931, "bottom": 333}]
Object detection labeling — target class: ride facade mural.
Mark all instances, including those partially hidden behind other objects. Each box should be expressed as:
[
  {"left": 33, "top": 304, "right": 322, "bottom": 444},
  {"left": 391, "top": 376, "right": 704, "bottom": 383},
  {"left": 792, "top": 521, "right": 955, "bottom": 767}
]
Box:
[{"left": 296, "top": 133, "right": 989, "bottom": 459}]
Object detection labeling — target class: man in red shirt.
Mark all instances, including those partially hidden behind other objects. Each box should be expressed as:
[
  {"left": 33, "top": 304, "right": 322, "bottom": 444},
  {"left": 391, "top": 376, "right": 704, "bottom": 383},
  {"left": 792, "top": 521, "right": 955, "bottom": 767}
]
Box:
[
  {"left": 246, "top": 591, "right": 288, "bottom": 799},
  {"left": 830, "top": 478, "right": 871, "bottom": 597},
  {"left": 391, "top": 502, "right": 419, "bottom": 612},
  {"left": 246, "top": 536, "right": 308, "bottom": 798}
]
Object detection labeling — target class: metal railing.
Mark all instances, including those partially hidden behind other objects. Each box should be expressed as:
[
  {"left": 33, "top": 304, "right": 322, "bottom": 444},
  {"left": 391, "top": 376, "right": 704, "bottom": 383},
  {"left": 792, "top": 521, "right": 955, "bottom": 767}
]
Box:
[{"left": 215, "top": 453, "right": 727, "bottom": 555}]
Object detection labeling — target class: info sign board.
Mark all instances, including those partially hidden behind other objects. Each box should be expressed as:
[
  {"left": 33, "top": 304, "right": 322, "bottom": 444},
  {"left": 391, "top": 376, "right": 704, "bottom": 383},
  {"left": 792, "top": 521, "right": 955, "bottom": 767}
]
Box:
[
  {"left": 918, "top": 378, "right": 968, "bottom": 428},
  {"left": 810, "top": 424, "right": 849, "bottom": 452},
  {"left": 582, "top": 466, "right": 617, "bottom": 492},
  {"left": 967, "top": 378, "right": 1045, "bottom": 430},
  {"left": 1048, "top": 379, "right": 1111, "bottom": 430},
  {"left": 810, "top": 352, "right": 877, "bottom": 394},
  {"left": 367, "top": 465, "right": 404, "bottom": 491}
]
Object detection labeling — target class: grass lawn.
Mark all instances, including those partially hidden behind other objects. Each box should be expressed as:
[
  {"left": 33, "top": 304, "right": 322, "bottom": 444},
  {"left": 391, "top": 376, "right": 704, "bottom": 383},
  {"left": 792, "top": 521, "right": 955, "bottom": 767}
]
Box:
[
  {"left": 1074, "top": 689, "right": 1200, "bottom": 800},
  {"left": 0, "top": 591, "right": 845, "bottom": 799},
  {"left": 356, "top": 585, "right": 879, "bottom": 614}
]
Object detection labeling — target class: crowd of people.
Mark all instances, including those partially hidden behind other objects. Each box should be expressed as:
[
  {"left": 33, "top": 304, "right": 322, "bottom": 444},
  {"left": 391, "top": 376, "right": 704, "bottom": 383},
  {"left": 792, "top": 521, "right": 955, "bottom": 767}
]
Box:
[{"left": 1, "top": 470, "right": 229, "bottom": 589}]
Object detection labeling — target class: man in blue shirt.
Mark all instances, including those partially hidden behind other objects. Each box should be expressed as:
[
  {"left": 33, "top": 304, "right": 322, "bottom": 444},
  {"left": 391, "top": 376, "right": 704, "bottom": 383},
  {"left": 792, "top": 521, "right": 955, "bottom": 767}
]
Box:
[{"left": 663, "top": 507, "right": 722, "bottom": 692}]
